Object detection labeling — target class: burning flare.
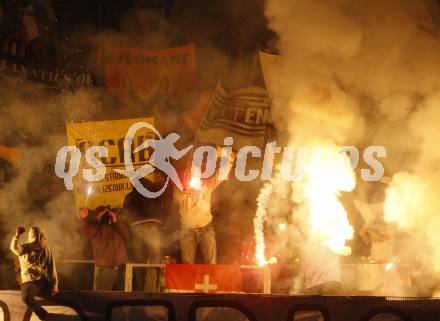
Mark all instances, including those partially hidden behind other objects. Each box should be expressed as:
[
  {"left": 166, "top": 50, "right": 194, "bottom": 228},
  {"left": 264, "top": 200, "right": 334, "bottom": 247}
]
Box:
[
  {"left": 84, "top": 185, "right": 93, "bottom": 208},
  {"left": 254, "top": 146, "right": 355, "bottom": 265},
  {"left": 189, "top": 175, "right": 202, "bottom": 190},
  {"left": 300, "top": 147, "right": 356, "bottom": 255},
  {"left": 254, "top": 183, "right": 277, "bottom": 266}
]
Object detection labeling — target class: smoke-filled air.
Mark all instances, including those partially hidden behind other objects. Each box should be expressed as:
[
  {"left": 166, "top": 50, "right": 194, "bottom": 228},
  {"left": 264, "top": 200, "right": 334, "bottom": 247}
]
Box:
[
  {"left": 3, "top": 1, "right": 440, "bottom": 314},
  {"left": 257, "top": 0, "right": 440, "bottom": 295}
]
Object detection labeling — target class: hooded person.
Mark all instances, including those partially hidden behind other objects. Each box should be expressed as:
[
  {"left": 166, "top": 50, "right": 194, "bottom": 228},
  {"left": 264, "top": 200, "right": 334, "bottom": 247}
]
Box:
[{"left": 10, "top": 226, "right": 59, "bottom": 321}]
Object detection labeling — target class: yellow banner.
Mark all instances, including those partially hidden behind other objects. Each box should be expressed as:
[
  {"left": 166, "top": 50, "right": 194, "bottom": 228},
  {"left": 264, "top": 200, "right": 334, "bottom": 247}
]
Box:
[{"left": 66, "top": 117, "right": 155, "bottom": 209}]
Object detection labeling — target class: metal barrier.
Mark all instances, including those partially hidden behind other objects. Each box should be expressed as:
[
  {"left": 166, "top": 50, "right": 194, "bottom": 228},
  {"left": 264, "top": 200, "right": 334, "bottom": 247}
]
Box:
[
  {"left": 3, "top": 290, "right": 439, "bottom": 321},
  {"left": 59, "top": 260, "right": 272, "bottom": 294},
  {"left": 59, "top": 259, "right": 96, "bottom": 289},
  {"left": 61, "top": 259, "right": 409, "bottom": 295}
]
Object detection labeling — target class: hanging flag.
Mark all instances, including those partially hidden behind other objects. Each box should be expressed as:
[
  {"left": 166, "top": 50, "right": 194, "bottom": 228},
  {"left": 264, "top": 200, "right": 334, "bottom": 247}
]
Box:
[
  {"left": 105, "top": 44, "right": 196, "bottom": 105},
  {"left": 165, "top": 264, "right": 242, "bottom": 293},
  {"left": 195, "top": 83, "right": 272, "bottom": 150},
  {"left": 105, "top": 44, "right": 197, "bottom": 134},
  {"left": 66, "top": 117, "right": 155, "bottom": 209},
  {"left": 258, "top": 51, "right": 279, "bottom": 92},
  {"left": 183, "top": 88, "right": 214, "bottom": 132}
]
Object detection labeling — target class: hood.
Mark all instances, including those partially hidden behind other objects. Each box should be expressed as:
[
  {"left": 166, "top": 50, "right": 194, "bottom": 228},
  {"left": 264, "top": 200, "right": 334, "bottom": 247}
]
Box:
[{"left": 28, "top": 226, "right": 44, "bottom": 244}]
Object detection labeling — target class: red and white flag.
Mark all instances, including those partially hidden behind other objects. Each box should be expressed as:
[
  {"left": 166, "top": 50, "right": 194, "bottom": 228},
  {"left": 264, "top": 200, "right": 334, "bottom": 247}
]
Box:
[{"left": 165, "top": 264, "right": 242, "bottom": 293}]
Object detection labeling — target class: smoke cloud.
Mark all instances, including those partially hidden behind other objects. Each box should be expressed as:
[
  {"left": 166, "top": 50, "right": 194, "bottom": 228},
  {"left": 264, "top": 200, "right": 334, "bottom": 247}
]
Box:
[
  {"left": 0, "top": 2, "right": 266, "bottom": 287},
  {"left": 261, "top": 0, "right": 440, "bottom": 294}
]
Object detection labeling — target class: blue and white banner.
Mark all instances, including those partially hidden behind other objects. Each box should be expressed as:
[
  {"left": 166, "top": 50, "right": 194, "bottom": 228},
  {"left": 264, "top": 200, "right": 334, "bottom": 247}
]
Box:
[{"left": 196, "top": 83, "right": 272, "bottom": 149}]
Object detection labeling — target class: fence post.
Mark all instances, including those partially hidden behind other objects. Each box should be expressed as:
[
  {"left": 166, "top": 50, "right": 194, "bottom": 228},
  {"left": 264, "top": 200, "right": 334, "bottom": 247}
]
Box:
[
  {"left": 93, "top": 265, "right": 96, "bottom": 290},
  {"left": 125, "top": 263, "right": 133, "bottom": 292},
  {"left": 263, "top": 266, "right": 271, "bottom": 294}
]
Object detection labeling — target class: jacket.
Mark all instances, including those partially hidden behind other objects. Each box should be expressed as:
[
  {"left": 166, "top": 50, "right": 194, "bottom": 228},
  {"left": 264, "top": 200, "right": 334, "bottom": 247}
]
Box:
[{"left": 10, "top": 229, "right": 58, "bottom": 288}]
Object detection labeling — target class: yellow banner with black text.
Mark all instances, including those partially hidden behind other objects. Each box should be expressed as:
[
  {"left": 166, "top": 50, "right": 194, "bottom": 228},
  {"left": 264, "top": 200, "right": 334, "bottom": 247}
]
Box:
[{"left": 66, "top": 117, "right": 155, "bottom": 210}]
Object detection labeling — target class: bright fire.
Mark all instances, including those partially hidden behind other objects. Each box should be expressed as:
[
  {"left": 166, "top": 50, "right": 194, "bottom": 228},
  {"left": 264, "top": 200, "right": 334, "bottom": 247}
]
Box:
[
  {"left": 254, "top": 146, "right": 356, "bottom": 265},
  {"left": 385, "top": 262, "right": 394, "bottom": 271},
  {"left": 189, "top": 175, "right": 202, "bottom": 190},
  {"left": 301, "top": 147, "right": 355, "bottom": 255},
  {"left": 254, "top": 183, "right": 278, "bottom": 266}
]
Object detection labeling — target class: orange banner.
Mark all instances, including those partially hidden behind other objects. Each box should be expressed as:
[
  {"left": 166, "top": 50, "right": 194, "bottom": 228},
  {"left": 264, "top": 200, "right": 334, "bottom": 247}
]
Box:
[
  {"left": 0, "top": 146, "right": 22, "bottom": 169},
  {"left": 105, "top": 44, "right": 197, "bottom": 106}
]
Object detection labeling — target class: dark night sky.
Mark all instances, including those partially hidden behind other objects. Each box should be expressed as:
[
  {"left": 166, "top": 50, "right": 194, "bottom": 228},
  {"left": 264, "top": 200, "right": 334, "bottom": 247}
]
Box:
[{"left": 50, "top": 0, "right": 274, "bottom": 54}]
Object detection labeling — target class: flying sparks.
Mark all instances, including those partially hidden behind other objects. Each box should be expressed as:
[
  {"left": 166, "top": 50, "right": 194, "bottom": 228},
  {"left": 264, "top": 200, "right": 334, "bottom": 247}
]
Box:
[{"left": 254, "top": 183, "right": 278, "bottom": 266}]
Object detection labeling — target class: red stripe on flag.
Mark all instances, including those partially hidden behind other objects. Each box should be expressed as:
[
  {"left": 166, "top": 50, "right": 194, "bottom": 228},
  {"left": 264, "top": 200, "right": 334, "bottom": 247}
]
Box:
[{"left": 165, "top": 264, "right": 242, "bottom": 293}]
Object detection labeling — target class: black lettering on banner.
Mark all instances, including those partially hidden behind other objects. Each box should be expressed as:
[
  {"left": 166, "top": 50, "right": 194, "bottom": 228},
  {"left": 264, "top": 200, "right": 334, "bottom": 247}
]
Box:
[
  {"left": 102, "top": 182, "right": 132, "bottom": 193},
  {"left": 98, "top": 139, "right": 117, "bottom": 164},
  {"left": 77, "top": 140, "right": 94, "bottom": 154},
  {"left": 117, "top": 137, "right": 135, "bottom": 164},
  {"left": 105, "top": 172, "right": 125, "bottom": 182}
]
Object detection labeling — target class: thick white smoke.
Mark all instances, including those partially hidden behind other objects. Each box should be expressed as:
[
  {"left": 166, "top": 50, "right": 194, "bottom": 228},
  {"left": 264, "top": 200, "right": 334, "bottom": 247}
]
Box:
[
  {"left": 260, "top": 0, "right": 440, "bottom": 293},
  {"left": 384, "top": 92, "right": 440, "bottom": 273}
]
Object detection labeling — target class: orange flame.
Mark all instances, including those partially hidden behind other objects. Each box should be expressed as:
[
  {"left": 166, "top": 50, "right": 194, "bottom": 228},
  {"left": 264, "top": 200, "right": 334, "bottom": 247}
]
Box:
[
  {"left": 301, "top": 147, "right": 355, "bottom": 255},
  {"left": 189, "top": 175, "right": 202, "bottom": 190}
]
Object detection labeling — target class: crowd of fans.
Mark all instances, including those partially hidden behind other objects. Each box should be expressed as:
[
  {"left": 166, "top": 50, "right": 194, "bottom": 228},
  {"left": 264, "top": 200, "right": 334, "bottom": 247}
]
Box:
[{"left": 75, "top": 152, "right": 235, "bottom": 293}]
